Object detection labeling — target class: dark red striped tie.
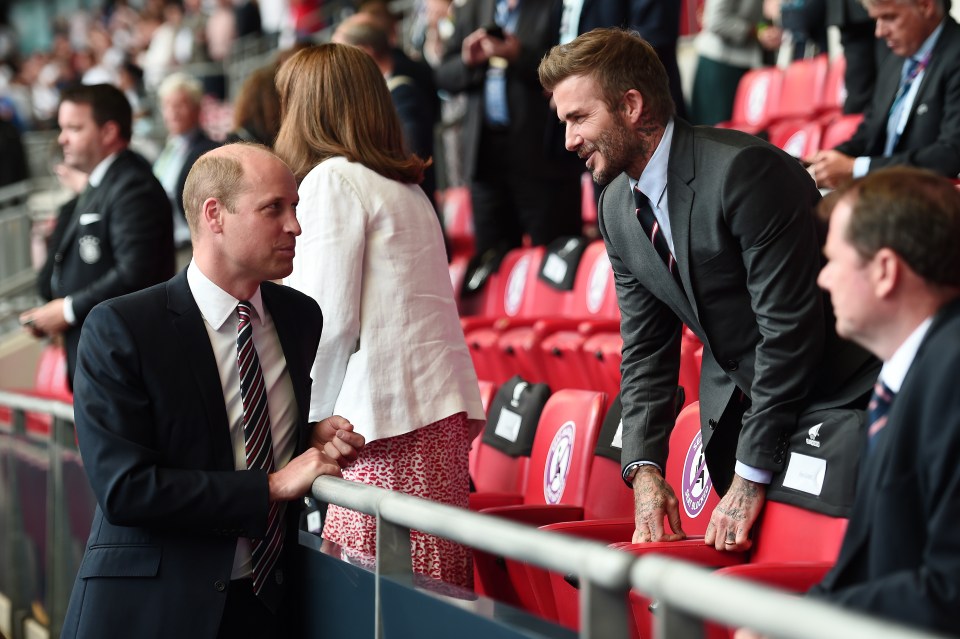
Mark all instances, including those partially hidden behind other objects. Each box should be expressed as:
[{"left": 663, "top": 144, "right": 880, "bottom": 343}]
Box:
[
  {"left": 236, "top": 301, "right": 283, "bottom": 603},
  {"left": 634, "top": 186, "right": 683, "bottom": 289},
  {"left": 866, "top": 380, "right": 895, "bottom": 453}
]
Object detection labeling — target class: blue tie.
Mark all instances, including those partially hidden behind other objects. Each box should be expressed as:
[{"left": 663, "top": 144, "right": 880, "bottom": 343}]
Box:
[{"left": 884, "top": 57, "right": 922, "bottom": 156}]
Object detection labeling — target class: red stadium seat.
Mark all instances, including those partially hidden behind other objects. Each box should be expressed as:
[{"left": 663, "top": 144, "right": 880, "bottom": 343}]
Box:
[
  {"left": 0, "top": 344, "right": 74, "bottom": 436},
  {"left": 581, "top": 172, "right": 598, "bottom": 227},
  {"left": 468, "top": 380, "right": 499, "bottom": 484},
  {"left": 776, "top": 55, "right": 829, "bottom": 123},
  {"left": 473, "top": 389, "right": 608, "bottom": 606},
  {"left": 716, "top": 66, "right": 784, "bottom": 135},
  {"left": 821, "top": 113, "right": 864, "bottom": 150},
  {"left": 768, "top": 119, "right": 823, "bottom": 159},
  {"left": 543, "top": 401, "right": 724, "bottom": 631},
  {"left": 442, "top": 185, "right": 474, "bottom": 258},
  {"left": 819, "top": 55, "right": 847, "bottom": 119}
]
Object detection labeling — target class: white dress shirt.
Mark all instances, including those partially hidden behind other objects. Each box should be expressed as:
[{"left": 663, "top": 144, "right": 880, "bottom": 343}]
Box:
[
  {"left": 187, "top": 261, "right": 298, "bottom": 580},
  {"left": 878, "top": 317, "right": 934, "bottom": 393},
  {"left": 285, "top": 157, "right": 485, "bottom": 442}
]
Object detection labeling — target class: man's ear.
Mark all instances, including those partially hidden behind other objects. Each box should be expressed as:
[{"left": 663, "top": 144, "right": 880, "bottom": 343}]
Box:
[
  {"left": 100, "top": 120, "right": 122, "bottom": 147},
  {"left": 621, "top": 89, "right": 645, "bottom": 126},
  {"left": 872, "top": 248, "right": 901, "bottom": 299},
  {"left": 201, "top": 197, "right": 225, "bottom": 234}
]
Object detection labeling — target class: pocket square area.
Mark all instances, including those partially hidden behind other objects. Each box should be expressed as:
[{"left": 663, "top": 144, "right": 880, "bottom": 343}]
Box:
[{"left": 79, "top": 213, "right": 102, "bottom": 225}]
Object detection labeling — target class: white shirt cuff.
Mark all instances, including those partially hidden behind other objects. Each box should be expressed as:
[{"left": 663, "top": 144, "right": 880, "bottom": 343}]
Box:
[
  {"left": 852, "top": 156, "right": 871, "bottom": 178},
  {"left": 735, "top": 461, "right": 772, "bottom": 485},
  {"left": 63, "top": 296, "right": 77, "bottom": 325}
]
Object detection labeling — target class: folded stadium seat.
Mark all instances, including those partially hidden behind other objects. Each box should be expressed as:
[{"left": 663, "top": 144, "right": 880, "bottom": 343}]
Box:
[
  {"left": 473, "top": 389, "right": 608, "bottom": 605},
  {"left": 493, "top": 395, "right": 636, "bottom": 622},
  {"left": 442, "top": 185, "right": 474, "bottom": 259},
  {"left": 701, "top": 501, "right": 848, "bottom": 638},
  {"left": 543, "top": 401, "right": 728, "bottom": 631},
  {"left": 715, "top": 66, "right": 784, "bottom": 136},
  {"left": 820, "top": 113, "right": 865, "bottom": 151},
  {"left": 492, "top": 238, "right": 592, "bottom": 384},
  {"left": 467, "top": 380, "right": 499, "bottom": 486},
  {"left": 537, "top": 240, "right": 621, "bottom": 392},
  {"left": 462, "top": 246, "right": 554, "bottom": 383},
  {"left": 469, "top": 376, "right": 551, "bottom": 509},
  {"left": 817, "top": 54, "right": 847, "bottom": 122},
  {"left": 448, "top": 251, "right": 470, "bottom": 307},
  {"left": 768, "top": 119, "right": 823, "bottom": 159},
  {"left": 774, "top": 55, "right": 829, "bottom": 125}
]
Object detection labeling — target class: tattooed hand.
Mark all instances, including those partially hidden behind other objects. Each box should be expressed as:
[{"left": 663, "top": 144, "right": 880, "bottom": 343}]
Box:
[
  {"left": 631, "top": 465, "right": 687, "bottom": 543},
  {"left": 704, "top": 474, "right": 766, "bottom": 552}
]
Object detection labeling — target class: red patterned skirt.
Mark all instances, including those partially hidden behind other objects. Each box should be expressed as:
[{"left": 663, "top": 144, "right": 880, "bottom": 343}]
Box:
[{"left": 322, "top": 412, "right": 474, "bottom": 587}]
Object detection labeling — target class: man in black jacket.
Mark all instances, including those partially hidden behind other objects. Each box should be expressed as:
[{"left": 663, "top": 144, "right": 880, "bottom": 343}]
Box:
[{"left": 20, "top": 84, "right": 174, "bottom": 387}]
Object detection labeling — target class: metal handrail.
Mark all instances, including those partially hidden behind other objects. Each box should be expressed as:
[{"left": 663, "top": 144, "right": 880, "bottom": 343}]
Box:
[{"left": 0, "top": 389, "right": 946, "bottom": 639}]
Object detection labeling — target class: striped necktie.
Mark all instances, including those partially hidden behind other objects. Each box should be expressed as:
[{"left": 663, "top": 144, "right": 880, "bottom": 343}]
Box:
[
  {"left": 634, "top": 186, "right": 683, "bottom": 290},
  {"left": 866, "top": 380, "right": 895, "bottom": 453},
  {"left": 236, "top": 301, "right": 284, "bottom": 605}
]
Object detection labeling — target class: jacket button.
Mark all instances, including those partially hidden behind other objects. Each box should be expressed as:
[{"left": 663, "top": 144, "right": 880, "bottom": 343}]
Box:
[
  {"left": 708, "top": 419, "right": 717, "bottom": 430},
  {"left": 726, "top": 360, "right": 738, "bottom": 371},
  {"left": 215, "top": 580, "right": 226, "bottom": 592},
  {"left": 774, "top": 455, "right": 784, "bottom": 464}
]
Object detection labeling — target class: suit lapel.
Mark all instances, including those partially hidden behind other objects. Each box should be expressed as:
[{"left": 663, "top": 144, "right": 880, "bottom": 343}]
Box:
[
  {"left": 261, "top": 283, "right": 309, "bottom": 448},
  {"left": 166, "top": 270, "right": 235, "bottom": 469},
  {"left": 666, "top": 121, "right": 698, "bottom": 321}
]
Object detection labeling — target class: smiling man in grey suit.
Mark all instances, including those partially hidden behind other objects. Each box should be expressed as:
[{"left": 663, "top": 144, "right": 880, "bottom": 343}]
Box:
[
  {"left": 810, "top": 0, "right": 960, "bottom": 188},
  {"left": 540, "top": 28, "right": 878, "bottom": 551},
  {"left": 61, "top": 144, "right": 364, "bottom": 639}
]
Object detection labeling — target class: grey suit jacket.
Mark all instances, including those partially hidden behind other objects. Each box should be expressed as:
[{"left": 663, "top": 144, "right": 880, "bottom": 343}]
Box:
[
  {"left": 835, "top": 17, "right": 960, "bottom": 178},
  {"left": 62, "top": 272, "right": 322, "bottom": 639},
  {"left": 600, "top": 120, "right": 877, "bottom": 490}
]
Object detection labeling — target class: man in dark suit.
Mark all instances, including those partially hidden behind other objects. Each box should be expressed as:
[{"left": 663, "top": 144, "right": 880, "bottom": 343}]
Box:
[
  {"left": 562, "top": 0, "right": 686, "bottom": 120},
  {"left": 21, "top": 84, "right": 175, "bottom": 388},
  {"left": 540, "top": 28, "right": 878, "bottom": 550},
  {"left": 435, "top": 0, "right": 583, "bottom": 260},
  {"left": 826, "top": 0, "right": 885, "bottom": 114},
  {"left": 811, "top": 167, "right": 960, "bottom": 634},
  {"left": 738, "top": 169, "right": 960, "bottom": 637},
  {"left": 154, "top": 72, "right": 219, "bottom": 258},
  {"left": 810, "top": 0, "right": 960, "bottom": 188},
  {"left": 61, "top": 144, "right": 365, "bottom": 639}
]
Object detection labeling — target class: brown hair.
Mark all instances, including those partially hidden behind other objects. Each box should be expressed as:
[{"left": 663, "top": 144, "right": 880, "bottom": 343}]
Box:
[
  {"left": 538, "top": 28, "right": 674, "bottom": 128},
  {"left": 824, "top": 167, "right": 960, "bottom": 287},
  {"left": 232, "top": 63, "right": 282, "bottom": 146},
  {"left": 60, "top": 83, "right": 133, "bottom": 141},
  {"left": 273, "top": 43, "right": 427, "bottom": 183}
]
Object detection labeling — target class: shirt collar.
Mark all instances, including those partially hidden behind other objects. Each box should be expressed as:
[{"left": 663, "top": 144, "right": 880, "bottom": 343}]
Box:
[
  {"left": 909, "top": 19, "right": 944, "bottom": 68},
  {"left": 629, "top": 118, "right": 674, "bottom": 207},
  {"left": 88, "top": 151, "right": 120, "bottom": 188},
  {"left": 187, "top": 260, "right": 266, "bottom": 330},
  {"left": 878, "top": 316, "right": 934, "bottom": 393}
]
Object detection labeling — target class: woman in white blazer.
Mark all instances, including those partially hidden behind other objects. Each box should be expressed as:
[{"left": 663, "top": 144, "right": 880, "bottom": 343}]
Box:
[{"left": 275, "top": 44, "right": 485, "bottom": 587}]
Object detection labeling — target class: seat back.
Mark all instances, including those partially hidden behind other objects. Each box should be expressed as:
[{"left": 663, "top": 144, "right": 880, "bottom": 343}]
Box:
[
  {"left": 566, "top": 240, "right": 619, "bottom": 320},
  {"left": 769, "top": 119, "right": 823, "bottom": 159},
  {"left": 821, "top": 113, "right": 864, "bottom": 150},
  {"left": 749, "top": 500, "right": 848, "bottom": 563},
  {"left": 727, "top": 67, "right": 784, "bottom": 129},
  {"left": 820, "top": 55, "right": 847, "bottom": 116},
  {"left": 776, "top": 55, "right": 829, "bottom": 122},
  {"left": 583, "top": 396, "right": 636, "bottom": 520},
  {"left": 664, "top": 402, "right": 718, "bottom": 536},
  {"left": 581, "top": 172, "right": 598, "bottom": 226},
  {"left": 524, "top": 389, "right": 608, "bottom": 507}
]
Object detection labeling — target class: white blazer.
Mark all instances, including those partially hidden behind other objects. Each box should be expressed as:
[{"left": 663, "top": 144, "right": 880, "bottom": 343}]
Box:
[{"left": 286, "top": 156, "right": 485, "bottom": 442}]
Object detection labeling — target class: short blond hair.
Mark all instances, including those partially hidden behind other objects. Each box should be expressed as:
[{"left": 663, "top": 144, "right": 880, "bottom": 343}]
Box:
[{"left": 181, "top": 142, "right": 273, "bottom": 234}]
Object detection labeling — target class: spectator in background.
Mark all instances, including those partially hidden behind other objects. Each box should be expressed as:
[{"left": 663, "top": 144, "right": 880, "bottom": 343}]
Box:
[
  {"left": 154, "top": 71, "right": 219, "bottom": 261},
  {"left": 826, "top": 0, "right": 886, "bottom": 114},
  {"left": 274, "top": 44, "right": 485, "bottom": 587},
  {"left": 0, "top": 110, "right": 27, "bottom": 185},
  {"left": 808, "top": 0, "right": 960, "bottom": 188},
  {"left": 435, "top": 0, "right": 583, "bottom": 264},
  {"left": 20, "top": 84, "right": 175, "bottom": 388},
  {"left": 689, "top": 0, "right": 782, "bottom": 125},
  {"left": 738, "top": 167, "right": 960, "bottom": 638},
  {"left": 225, "top": 62, "right": 281, "bottom": 146},
  {"left": 142, "top": 0, "right": 190, "bottom": 89},
  {"left": 333, "top": 14, "right": 438, "bottom": 208}
]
